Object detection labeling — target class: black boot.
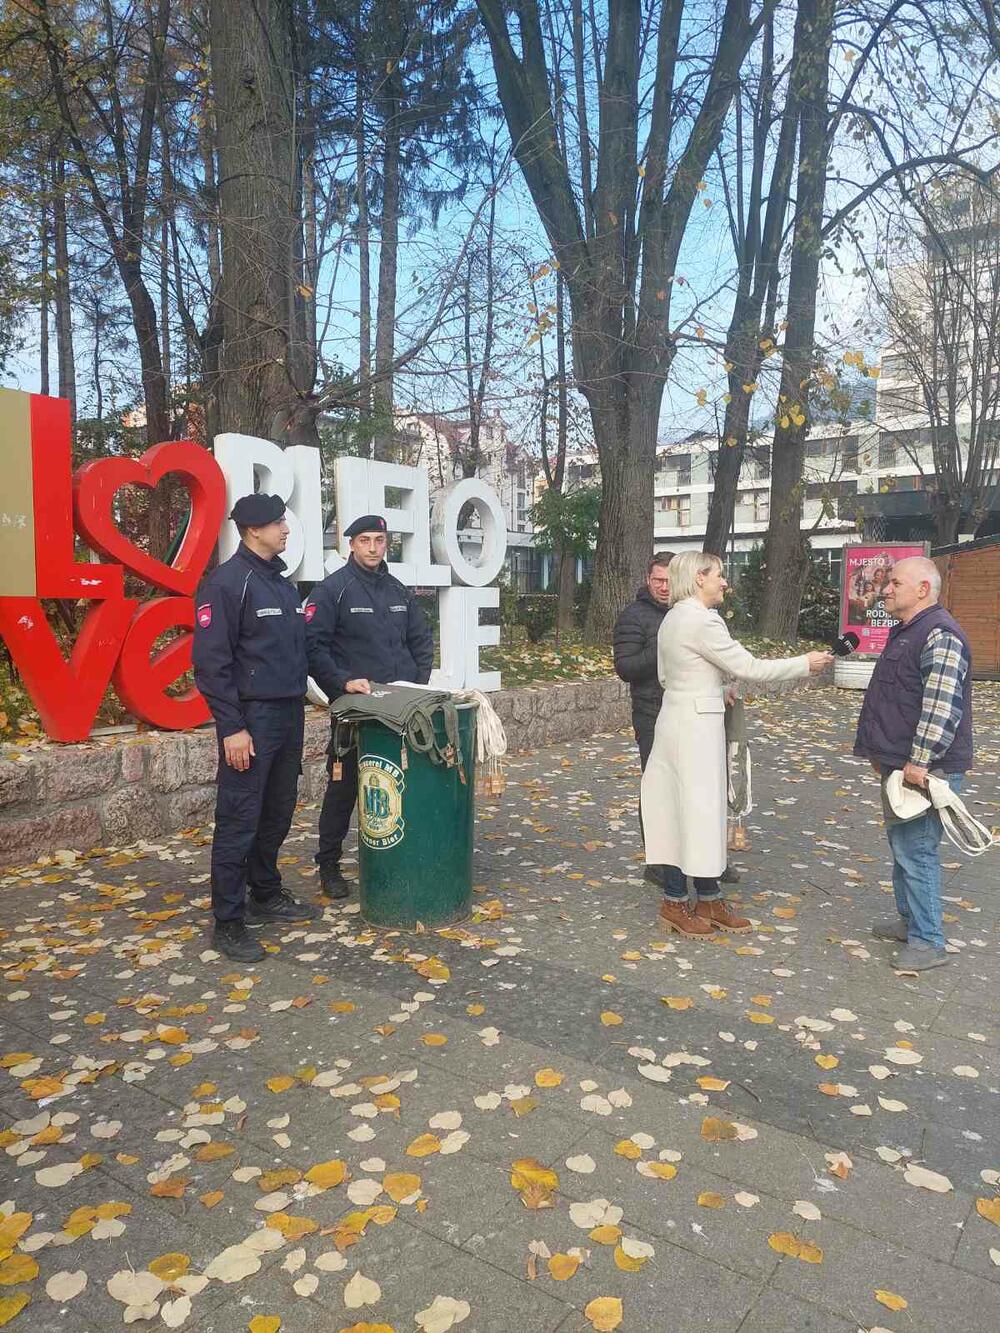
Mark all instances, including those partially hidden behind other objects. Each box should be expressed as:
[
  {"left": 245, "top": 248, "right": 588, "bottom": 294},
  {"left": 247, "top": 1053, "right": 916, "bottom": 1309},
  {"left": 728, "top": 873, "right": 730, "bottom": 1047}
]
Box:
[
  {"left": 212, "top": 919, "right": 266, "bottom": 962},
  {"left": 320, "top": 866, "right": 352, "bottom": 900},
  {"left": 245, "top": 890, "right": 323, "bottom": 927}
]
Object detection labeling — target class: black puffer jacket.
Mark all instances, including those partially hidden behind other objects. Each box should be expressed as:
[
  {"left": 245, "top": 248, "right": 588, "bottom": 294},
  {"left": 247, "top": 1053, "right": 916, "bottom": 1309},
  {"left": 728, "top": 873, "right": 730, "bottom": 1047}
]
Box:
[{"left": 612, "top": 586, "right": 668, "bottom": 720}]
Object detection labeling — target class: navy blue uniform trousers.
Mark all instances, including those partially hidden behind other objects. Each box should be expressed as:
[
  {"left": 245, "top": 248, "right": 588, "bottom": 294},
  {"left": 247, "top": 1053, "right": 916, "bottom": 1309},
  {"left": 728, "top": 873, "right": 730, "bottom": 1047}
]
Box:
[
  {"left": 316, "top": 747, "right": 358, "bottom": 872},
  {"left": 211, "top": 699, "right": 304, "bottom": 922}
]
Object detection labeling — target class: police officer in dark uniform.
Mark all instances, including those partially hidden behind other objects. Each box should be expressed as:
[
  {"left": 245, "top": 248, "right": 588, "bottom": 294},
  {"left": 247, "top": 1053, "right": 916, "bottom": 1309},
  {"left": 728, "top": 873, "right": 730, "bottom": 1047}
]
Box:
[
  {"left": 305, "top": 514, "right": 434, "bottom": 898},
  {"left": 193, "top": 493, "right": 321, "bottom": 962}
]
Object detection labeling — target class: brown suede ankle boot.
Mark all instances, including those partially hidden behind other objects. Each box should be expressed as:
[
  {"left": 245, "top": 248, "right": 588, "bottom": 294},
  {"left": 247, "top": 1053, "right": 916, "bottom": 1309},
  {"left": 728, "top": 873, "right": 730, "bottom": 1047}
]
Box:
[
  {"left": 694, "top": 899, "right": 751, "bottom": 934},
  {"left": 659, "top": 898, "right": 716, "bottom": 936}
]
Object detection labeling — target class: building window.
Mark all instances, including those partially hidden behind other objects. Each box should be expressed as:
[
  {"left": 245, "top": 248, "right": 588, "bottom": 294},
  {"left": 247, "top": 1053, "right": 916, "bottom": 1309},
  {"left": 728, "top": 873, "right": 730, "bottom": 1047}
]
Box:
[
  {"left": 659, "top": 452, "right": 691, "bottom": 487},
  {"left": 658, "top": 494, "right": 690, "bottom": 527},
  {"left": 754, "top": 492, "right": 769, "bottom": 523},
  {"left": 878, "top": 437, "right": 898, "bottom": 468}
]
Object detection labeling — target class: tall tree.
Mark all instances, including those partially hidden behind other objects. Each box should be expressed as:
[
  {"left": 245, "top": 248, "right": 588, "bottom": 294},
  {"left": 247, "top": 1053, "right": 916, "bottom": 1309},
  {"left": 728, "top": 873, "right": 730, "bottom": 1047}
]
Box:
[
  {"left": 208, "top": 0, "right": 318, "bottom": 444},
  {"left": 758, "top": 0, "right": 835, "bottom": 638},
  {"left": 703, "top": 11, "right": 796, "bottom": 555},
  {"left": 32, "top": 0, "right": 172, "bottom": 456},
  {"left": 476, "top": 0, "right": 768, "bottom": 638}
]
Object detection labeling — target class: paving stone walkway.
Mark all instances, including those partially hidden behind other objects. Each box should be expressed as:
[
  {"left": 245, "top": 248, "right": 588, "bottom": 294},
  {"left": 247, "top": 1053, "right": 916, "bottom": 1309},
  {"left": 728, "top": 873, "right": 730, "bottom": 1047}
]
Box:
[{"left": 1, "top": 683, "right": 999, "bottom": 1333}]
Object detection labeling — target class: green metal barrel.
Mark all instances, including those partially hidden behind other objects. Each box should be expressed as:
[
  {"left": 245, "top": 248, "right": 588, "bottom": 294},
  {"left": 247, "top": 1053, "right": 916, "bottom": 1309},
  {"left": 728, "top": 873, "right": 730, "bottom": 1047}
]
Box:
[{"left": 356, "top": 702, "right": 478, "bottom": 929}]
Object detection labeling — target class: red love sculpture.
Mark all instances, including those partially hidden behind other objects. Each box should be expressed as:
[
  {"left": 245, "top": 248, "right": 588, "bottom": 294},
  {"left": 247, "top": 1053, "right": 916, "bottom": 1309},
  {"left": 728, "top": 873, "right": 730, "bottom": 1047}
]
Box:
[
  {"left": 73, "top": 440, "right": 226, "bottom": 595},
  {"left": 112, "top": 597, "right": 211, "bottom": 731},
  {"left": 0, "top": 597, "right": 138, "bottom": 742}
]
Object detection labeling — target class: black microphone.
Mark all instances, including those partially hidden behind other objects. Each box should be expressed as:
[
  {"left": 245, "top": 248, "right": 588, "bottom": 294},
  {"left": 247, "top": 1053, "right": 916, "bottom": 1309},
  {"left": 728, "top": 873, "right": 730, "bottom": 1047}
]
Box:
[{"left": 832, "top": 631, "right": 860, "bottom": 658}]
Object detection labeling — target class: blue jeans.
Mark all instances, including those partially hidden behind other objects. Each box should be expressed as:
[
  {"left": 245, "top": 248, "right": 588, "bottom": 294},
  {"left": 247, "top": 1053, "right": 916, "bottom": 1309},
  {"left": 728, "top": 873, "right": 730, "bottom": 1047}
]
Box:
[
  {"left": 883, "top": 769, "right": 962, "bottom": 949},
  {"left": 662, "top": 867, "right": 721, "bottom": 902}
]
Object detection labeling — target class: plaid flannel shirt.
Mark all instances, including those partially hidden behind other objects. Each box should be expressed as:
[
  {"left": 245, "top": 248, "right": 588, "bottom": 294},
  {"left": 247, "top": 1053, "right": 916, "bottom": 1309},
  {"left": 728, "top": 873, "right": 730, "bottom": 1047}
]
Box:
[{"left": 910, "top": 627, "right": 969, "bottom": 768}]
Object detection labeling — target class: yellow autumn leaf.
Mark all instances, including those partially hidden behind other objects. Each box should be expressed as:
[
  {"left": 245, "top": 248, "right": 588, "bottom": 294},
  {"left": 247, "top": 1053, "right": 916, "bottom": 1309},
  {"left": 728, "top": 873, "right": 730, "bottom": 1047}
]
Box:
[
  {"left": 0, "top": 1294, "right": 30, "bottom": 1328},
  {"left": 421, "top": 1033, "right": 448, "bottom": 1046},
  {"left": 510, "top": 1159, "right": 558, "bottom": 1194},
  {"left": 195, "top": 1142, "right": 234, "bottom": 1162},
  {"left": 589, "top": 1224, "right": 622, "bottom": 1245},
  {"left": 200, "top": 1190, "right": 224, "bottom": 1209},
  {"left": 768, "top": 1231, "right": 823, "bottom": 1263},
  {"left": 259, "top": 1168, "right": 302, "bottom": 1192},
  {"left": 265, "top": 1076, "right": 295, "bottom": 1093},
  {"left": 584, "top": 1295, "right": 624, "bottom": 1331},
  {"left": 0, "top": 1216, "right": 31, "bottom": 1252},
  {"left": 0, "top": 1254, "right": 38, "bottom": 1286},
  {"left": 382, "top": 1173, "right": 421, "bottom": 1203},
  {"left": 614, "top": 1139, "right": 642, "bottom": 1160},
  {"left": 642, "top": 1161, "right": 677, "bottom": 1180},
  {"left": 746, "top": 1011, "right": 775, "bottom": 1024},
  {"left": 534, "top": 1068, "right": 564, "bottom": 1088},
  {"left": 697, "top": 1192, "right": 725, "bottom": 1209},
  {"left": 874, "top": 1290, "right": 908, "bottom": 1311},
  {"left": 148, "top": 1253, "right": 190, "bottom": 1282},
  {"left": 548, "top": 1252, "right": 580, "bottom": 1280},
  {"left": 662, "top": 996, "right": 693, "bottom": 1010},
  {"left": 248, "top": 1318, "right": 282, "bottom": 1333},
  {"left": 338, "top": 1325, "right": 395, "bottom": 1333},
  {"left": 600, "top": 1012, "right": 623, "bottom": 1026},
  {"left": 701, "top": 1116, "right": 738, "bottom": 1141},
  {"left": 976, "top": 1197, "right": 1000, "bottom": 1226},
  {"left": 156, "top": 1027, "right": 188, "bottom": 1045},
  {"left": 696, "top": 1076, "right": 730, "bottom": 1092},
  {"left": 609, "top": 1245, "right": 638, "bottom": 1272},
  {"left": 466, "top": 1004, "right": 485, "bottom": 1016},
  {"left": 815, "top": 1054, "right": 839, "bottom": 1070},
  {"left": 265, "top": 1213, "right": 318, "bottom": 1241},
  {"left": 304, "top": 1160, "right": 347, "bottom": 1190},
  {"left": 406, "top": 1134, "right": 441, "bottom": 1159}
]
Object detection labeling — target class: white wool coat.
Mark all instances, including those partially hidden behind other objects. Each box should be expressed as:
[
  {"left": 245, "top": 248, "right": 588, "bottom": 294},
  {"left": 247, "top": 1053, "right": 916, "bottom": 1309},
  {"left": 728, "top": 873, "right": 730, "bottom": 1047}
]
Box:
[{"left": 640, "top": 597, "right": 810, "bottom": 877}]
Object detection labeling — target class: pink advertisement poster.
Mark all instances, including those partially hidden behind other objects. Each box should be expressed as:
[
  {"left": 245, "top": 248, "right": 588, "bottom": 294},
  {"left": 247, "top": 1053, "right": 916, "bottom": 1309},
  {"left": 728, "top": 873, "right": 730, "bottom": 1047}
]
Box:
[{"left": 839, "top": 543, "right": 927, "bottom": 655}]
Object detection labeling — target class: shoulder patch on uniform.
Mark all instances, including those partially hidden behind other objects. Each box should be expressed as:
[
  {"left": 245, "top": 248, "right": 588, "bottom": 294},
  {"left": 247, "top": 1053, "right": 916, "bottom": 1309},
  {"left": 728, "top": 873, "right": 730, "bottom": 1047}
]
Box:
[
  {"left": 304, "top": 603, "right": 317, "bottom": 622},
  {"left": 196, "top": 603, "right": 212, "bottom": 628}
]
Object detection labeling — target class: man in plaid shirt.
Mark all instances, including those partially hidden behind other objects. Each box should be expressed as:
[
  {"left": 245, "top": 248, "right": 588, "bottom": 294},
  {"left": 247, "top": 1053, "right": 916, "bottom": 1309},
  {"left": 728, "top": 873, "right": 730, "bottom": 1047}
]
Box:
[{"left": 854, "top": 557, "right": 973, "bottom": 971}]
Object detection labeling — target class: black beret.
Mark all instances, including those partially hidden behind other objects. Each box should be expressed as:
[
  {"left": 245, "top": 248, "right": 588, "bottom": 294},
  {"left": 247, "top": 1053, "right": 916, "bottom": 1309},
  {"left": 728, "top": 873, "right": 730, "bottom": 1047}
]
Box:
[
  {"left": 344, "top": 513, "right": 388, "bottom": 538},
  {"left": 230, "top": 493, "right": 286, "bottom": 526}
]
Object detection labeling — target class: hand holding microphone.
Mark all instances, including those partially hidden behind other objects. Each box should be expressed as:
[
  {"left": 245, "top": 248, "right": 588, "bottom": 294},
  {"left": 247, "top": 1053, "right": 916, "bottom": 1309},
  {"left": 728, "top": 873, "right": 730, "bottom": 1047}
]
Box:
[{"left": 832, "top": 631, "right": 860, "bottom": 658}]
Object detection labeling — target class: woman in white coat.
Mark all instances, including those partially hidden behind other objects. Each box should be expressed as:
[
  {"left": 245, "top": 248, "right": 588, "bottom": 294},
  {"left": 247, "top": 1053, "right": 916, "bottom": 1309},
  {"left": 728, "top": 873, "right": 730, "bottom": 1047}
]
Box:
[{"left": 640, "top": 552, "right": 832, "bottom": 937}]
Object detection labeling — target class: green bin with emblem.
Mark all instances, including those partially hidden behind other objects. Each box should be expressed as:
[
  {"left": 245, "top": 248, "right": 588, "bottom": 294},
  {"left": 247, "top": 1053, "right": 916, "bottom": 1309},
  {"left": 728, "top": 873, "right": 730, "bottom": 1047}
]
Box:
[{"left": 348, "top": 694, "right": 478, "bottom": 928}]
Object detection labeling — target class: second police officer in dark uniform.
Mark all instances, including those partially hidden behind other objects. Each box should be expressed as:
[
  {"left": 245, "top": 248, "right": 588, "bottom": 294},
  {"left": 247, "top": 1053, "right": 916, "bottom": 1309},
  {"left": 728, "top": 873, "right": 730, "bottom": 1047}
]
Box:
[
  {"left": 192, "top": 493, "right": 321, "bottom": 963},
  {"left": 305, "top": 514, "right": 434, "bottom": 898}
]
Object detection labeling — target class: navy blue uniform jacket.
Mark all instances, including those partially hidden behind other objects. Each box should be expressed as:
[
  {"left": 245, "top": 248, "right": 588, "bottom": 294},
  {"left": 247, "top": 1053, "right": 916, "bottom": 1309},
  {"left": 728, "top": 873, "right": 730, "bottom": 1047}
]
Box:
[
  {"left": 192, "top": 545, "right": 308, "bottom": 737},
  {"left": 304, "top": 556, "right": 434, "bottom": 698}
]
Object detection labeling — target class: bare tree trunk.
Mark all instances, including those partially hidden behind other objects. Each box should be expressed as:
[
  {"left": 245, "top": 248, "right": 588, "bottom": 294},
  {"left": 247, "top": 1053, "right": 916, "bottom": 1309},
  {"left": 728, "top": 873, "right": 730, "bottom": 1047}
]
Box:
[
  {"left": 372, "top": 1, "right": 403, "bottom": 461},
  {"left": 585, "top": 387, "right": 659, "bottom": 639},
  {"left": 39, "top": 160, "right": 50, "bottom": 397},
  {"left": 209, "top": 0, "right": 318, "bottom": 446},
  {"left": 160, "top": 211, "right": 172, "bottom": 424},
  {"left": 51, "top": 148, "right": 76, "bottom": 423},
  {"left": 355, "top": 28, "right": 372, "bottom": 428},
  {"left": 760, "top": 0, "right": 835, "bottom": 641}
]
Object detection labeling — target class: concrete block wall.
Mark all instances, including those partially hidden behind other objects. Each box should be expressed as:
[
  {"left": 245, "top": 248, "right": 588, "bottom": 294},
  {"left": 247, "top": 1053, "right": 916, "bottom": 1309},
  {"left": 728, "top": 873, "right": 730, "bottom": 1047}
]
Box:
[{"left": 0, "top": 678, "right": 632, "bottom": 870}]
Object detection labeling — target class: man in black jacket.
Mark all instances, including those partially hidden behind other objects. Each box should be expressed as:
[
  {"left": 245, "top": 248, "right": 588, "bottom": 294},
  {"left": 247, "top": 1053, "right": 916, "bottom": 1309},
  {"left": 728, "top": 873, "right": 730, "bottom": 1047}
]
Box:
[
  {"left": 305, "top": 514, "right": 434, "bottom": 898},
  {"left": 613, "top": 553, "right": 738, "bottom": 886},
  {"left": 192, "top": 493, "right": 321, "bottom": 963},
  {"left": 613, "top": 554, "right": 673, "bottom": 769}
]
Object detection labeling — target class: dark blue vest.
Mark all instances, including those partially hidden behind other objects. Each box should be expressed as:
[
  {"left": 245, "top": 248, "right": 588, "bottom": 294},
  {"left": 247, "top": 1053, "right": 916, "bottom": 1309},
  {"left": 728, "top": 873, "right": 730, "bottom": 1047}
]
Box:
[{"left": 854, "top": 604, "right": 973, "bottom": 773}]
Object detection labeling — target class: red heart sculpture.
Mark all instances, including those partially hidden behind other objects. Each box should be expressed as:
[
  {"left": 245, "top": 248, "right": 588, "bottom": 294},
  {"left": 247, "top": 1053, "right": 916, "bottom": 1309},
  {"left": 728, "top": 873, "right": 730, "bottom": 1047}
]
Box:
[{"left": 73, "top": 441, "right": 227, "bottom": 595}]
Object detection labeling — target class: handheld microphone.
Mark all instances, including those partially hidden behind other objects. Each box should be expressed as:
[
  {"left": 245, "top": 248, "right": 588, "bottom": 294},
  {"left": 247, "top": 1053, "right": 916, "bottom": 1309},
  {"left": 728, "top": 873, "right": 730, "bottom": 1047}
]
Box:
[{"left": 832, "top": 631, "right": 860, "bottom": 658}]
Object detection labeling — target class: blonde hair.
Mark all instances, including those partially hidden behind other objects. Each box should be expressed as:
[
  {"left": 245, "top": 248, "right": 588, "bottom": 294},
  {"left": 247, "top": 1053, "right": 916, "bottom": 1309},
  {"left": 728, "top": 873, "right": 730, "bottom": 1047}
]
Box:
[{"left": 667, "top": 551, "right": 722, "bottom": 606}]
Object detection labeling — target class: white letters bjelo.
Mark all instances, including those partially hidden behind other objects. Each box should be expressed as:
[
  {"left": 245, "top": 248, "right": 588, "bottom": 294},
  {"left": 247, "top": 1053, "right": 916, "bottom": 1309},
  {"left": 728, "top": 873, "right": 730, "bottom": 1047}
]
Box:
[{"left": 214, "top": 435, "right": 504, "bottom": 692}]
